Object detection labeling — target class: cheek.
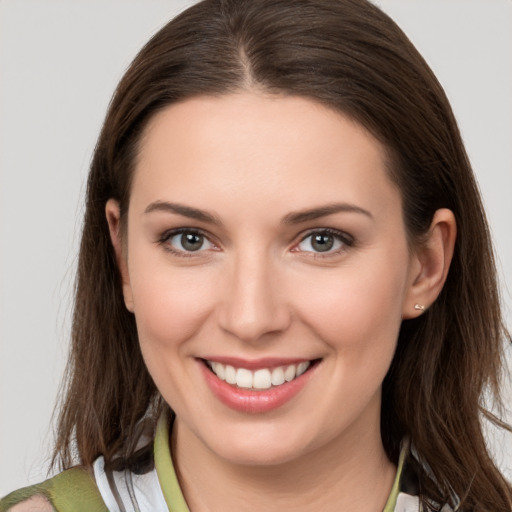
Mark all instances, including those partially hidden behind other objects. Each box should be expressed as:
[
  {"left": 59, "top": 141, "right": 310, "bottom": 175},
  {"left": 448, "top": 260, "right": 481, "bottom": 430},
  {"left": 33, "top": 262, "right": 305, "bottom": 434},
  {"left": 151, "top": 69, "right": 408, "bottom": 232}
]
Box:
[
  {"left": 293, "top": 255, "right": 408, "bottom": 355},
  {"left": 128, "top": 258, "right": 217, "bottom": 352},
  {"left": 128, "top": 263, "right": 220, "bottom": 409}
]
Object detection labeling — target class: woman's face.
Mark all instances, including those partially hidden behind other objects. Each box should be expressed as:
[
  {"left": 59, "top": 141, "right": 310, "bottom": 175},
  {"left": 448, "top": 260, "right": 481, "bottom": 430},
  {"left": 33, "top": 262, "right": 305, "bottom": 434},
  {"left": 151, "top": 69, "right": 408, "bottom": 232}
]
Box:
[{"left": 109, "top": 92, "right": 424, "bottom": 466}]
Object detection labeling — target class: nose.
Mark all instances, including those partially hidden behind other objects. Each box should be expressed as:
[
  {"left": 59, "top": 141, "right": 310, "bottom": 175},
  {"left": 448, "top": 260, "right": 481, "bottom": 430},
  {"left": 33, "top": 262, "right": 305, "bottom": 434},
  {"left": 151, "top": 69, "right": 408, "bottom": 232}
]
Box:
[{"left": 216, "top": 250, "right": 291, "bottom": 344}]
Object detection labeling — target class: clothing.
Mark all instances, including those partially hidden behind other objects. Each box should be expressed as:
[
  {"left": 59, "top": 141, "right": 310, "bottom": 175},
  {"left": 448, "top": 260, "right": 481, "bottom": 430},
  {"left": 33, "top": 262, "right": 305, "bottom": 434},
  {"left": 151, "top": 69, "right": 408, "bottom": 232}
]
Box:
[{"left": 0, "top": 414, "right": 452, "bottom": 512}]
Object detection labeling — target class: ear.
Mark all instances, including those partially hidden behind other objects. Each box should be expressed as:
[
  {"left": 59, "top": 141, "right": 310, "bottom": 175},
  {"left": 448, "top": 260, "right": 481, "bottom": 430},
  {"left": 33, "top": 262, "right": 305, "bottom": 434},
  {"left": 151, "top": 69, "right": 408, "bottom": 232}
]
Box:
[
  {"left": 105, "top": 199, "right": 134, "bottom": 312},
  {"left": 402, "top": 208, "right": 457, "bottom": 319}
]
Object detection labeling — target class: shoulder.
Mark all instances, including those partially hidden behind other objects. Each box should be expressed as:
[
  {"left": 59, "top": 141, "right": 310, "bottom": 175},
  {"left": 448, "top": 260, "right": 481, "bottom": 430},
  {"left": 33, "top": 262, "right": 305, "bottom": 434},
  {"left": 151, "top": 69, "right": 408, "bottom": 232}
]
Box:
[
  {"left": 0, "top": 491, "right": 54, "bottom": 512},
  {"left": 7, "top": 495, "right": 53, "bottom": 512},
  {"left": 0, "top": 467, "right": 107, "bottom": 512}
]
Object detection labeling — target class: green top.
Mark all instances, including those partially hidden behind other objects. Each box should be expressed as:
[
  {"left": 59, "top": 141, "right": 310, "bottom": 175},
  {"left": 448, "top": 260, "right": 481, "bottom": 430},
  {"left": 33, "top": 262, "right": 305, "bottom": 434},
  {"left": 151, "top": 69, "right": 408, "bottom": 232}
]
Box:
[
  {"left": 1, "top": 414, "right": 405, "bottom": 511},
  {"left": 0, "top": 465, "right": 107, "bottom": 512}
]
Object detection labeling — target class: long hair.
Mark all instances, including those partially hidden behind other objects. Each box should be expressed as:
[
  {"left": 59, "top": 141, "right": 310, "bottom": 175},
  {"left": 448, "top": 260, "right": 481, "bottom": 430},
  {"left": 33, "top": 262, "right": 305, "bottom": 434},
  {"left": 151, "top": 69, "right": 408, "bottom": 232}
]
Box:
[{"left": 53, "top": 0, "right": 511, "bottom": 509}]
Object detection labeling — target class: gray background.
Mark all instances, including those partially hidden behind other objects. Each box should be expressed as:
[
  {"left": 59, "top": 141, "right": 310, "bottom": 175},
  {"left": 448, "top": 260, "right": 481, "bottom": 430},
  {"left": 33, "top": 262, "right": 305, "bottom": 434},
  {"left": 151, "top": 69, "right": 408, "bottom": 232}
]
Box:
[{"left": 1, "top": 0, "right": 511, "bottom": 495}]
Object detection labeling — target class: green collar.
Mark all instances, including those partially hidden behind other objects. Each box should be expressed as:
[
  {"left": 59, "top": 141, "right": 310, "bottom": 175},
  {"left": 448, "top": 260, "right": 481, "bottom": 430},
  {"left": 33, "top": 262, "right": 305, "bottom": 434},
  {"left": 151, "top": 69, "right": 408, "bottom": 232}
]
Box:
[
  {"left": 154, "top": 412, "right": 190, "bottom": 512},
  {"left": 383, "top": 441, "right": 407, "bottom": 512}
]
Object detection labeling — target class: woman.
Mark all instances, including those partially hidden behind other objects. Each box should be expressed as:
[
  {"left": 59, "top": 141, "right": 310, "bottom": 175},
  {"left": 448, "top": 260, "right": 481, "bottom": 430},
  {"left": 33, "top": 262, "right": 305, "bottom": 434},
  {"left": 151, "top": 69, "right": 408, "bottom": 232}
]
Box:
[{"left": 1, "top": 0, "right": 510, "bottom": 510}]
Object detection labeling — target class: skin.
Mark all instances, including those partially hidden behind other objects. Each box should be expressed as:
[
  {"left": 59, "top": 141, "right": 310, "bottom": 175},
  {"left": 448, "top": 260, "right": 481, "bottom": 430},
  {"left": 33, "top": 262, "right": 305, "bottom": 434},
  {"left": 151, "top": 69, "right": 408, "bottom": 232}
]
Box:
[
  {"left": 10, "top": 496, "right": 52, "bottom": 512},
  {"left": 106, "top": 92, "right": 456, "bottom": 512}
]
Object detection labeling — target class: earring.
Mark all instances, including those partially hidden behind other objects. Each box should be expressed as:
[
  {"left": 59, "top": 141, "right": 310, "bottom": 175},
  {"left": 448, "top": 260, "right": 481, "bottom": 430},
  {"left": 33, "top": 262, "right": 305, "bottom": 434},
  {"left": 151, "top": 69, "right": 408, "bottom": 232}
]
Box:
[{"left": 414, "top": 304, "right": 425, "bottom": 311}]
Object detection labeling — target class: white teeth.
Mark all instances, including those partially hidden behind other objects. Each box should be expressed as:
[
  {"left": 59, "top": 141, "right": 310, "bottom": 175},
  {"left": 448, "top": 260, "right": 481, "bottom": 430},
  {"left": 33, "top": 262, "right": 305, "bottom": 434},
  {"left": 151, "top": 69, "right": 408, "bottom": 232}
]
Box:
[
  {"left": 212, "top": 362, "right": 225, "bottom": 380},
  {"left": 271, "top": 367, "right": 285, "bottom": 386},
  {"left": 297, "top": 361, "right": 309, "bottom": 376},
  {"left": 225, "top": 365, "right": 236, "bottom": 384},
  {"left": 284, "top": 365, "right": 296, "bottom": 382},
  {"left": 253, "top": 369, "right": 272, "bottom": 389},
  {"left": 207, "top": 360, "right": 312, "bottom": 389},
  {"left": 236, "top": 368, "right": 253, "bottom": 388}
]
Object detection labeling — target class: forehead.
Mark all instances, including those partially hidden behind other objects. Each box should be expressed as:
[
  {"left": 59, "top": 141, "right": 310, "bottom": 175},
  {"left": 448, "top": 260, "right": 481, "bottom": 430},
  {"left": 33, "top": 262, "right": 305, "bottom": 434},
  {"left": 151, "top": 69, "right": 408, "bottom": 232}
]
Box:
[{"left": 131, "top": 92, "right": 400, "bottom": 221}]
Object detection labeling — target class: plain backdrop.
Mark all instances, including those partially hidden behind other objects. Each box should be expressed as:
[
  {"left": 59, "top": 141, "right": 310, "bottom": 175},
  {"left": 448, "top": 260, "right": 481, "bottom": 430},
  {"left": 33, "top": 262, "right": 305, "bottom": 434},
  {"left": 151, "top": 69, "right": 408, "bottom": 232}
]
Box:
[{"left": 1, "top": 0, "right": 511, "bottom": 496}]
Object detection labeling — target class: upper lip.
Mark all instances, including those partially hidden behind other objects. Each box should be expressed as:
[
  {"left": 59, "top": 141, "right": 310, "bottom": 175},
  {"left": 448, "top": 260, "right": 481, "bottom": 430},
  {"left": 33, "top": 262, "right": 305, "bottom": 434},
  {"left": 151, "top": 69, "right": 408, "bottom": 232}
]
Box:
[{"left": 200, "top": 356, "right": 317, "bottom": 370}]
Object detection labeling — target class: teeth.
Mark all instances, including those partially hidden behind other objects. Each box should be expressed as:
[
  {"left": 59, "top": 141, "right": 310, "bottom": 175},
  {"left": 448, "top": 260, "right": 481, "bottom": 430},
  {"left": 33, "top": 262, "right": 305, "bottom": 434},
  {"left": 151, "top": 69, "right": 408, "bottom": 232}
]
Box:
[
  {"left": 253, "top": 369, "right": 272, "bottom": 389},
  {"left": 271, "top": 367, "right": 285, "bottom": 386},
  {"left": 207, "top": 360, "right": 311, "bottom": 389},
  {"left": 297, "top": 361, "right": 309, "bottom": 376},
  {"left": 284, "top": 365, "right": 296, "bottom": 382},
  {"left": 212, "top": 362, "right": 225, "bottom": 380},
  {"left": 225, "top": 364, "right": 236, "bottom": 385},
  {"left": 236, "top": 368, "right": 253, "bottom": 388}
]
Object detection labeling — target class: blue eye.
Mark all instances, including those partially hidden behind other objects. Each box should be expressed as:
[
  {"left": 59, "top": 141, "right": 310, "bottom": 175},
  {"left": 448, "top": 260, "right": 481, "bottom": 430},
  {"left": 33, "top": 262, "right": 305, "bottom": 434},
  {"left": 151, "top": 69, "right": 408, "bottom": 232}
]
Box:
[
  {"left": 297, "top": 230, "right": 350, "bottom": 253},
  {"left": 166, "top": 230, "right": 214, "bottom": 253}
]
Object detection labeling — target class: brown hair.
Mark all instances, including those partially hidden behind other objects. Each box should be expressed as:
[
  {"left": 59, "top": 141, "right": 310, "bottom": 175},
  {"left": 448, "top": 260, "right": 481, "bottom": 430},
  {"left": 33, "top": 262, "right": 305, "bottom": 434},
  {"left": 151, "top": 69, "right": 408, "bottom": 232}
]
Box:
[{"left": 53, "top": 0, "right": 511, "bottom": 509}]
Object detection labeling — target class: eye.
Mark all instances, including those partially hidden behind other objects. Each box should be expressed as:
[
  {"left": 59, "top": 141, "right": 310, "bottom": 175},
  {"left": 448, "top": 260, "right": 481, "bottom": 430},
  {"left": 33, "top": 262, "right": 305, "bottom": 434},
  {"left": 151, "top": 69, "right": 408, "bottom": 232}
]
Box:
[
  {"left": 296, "top": 230, "right": 352, "bottom": 254},
  {"left": 162, "top": 229, "right": 215, "bottom": 254}
]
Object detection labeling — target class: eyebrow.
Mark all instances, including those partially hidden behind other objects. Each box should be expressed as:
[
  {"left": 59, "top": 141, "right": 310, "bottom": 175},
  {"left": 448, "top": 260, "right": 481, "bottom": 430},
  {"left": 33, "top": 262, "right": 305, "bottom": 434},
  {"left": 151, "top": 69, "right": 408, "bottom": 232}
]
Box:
[
  {"left": 144, "top": 201, "right": 223, "bottom": 225},
  {"left": 145, "top": 200, "right": 372, "bottom": 226},
  {"left": 282, "top": 203, "right": 373, "bottom": 224}
]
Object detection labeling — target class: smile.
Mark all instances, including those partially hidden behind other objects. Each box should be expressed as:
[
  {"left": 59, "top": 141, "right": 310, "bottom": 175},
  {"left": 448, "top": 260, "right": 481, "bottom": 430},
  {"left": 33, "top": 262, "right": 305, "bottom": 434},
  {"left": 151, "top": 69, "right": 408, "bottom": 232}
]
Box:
[
  {"left": 200, "top": 357, "right": 320, "bottom": 413},
  {"left": 206, "top": 360, "right": 311, "bottom": 390}
]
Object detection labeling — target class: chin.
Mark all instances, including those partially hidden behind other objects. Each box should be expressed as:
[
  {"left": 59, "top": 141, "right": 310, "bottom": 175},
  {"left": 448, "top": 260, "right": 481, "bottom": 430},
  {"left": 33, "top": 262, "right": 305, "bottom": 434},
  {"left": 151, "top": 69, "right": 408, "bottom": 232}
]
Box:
[
  {"left": 200, "top": 421, "right": 319, "bottom": 467},
  {"left": 217, "top": 440, "right": 306, "bottom": 467}
]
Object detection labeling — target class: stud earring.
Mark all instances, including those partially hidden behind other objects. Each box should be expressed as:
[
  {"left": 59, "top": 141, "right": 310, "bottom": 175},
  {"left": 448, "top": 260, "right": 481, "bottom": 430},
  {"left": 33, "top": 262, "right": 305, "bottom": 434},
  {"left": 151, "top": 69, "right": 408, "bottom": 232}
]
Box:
[{"left": 414, "top": 304, "right": 425, "bottom": 311}]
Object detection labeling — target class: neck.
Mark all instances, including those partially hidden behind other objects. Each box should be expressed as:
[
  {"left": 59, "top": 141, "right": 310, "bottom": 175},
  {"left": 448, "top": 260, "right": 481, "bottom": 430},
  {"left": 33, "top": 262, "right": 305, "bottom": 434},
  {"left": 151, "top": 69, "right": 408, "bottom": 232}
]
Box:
[{"left": 171, "top": 408, "right": 396, "bottom": 512}]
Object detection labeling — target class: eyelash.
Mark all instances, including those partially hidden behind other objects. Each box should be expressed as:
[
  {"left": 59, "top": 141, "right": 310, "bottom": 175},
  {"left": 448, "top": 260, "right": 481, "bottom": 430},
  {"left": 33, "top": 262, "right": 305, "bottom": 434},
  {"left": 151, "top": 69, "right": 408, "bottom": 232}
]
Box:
[{"left": 157, "top": 228, "right": 355, "bottom": 258}]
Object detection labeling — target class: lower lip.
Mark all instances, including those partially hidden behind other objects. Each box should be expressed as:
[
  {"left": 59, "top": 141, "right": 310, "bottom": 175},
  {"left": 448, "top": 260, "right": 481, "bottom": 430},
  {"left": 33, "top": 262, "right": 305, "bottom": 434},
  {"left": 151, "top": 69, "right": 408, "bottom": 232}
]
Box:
[{"left": 200, "top": 361, "right": 316, "bottom": 414}]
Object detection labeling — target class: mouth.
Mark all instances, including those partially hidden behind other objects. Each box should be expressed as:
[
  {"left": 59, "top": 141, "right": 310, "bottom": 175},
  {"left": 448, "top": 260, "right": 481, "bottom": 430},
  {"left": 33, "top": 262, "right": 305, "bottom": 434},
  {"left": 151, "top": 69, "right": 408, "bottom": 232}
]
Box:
[
  {"left": 202, "top": 358, "right": 320, "bottom": 391},
  {"left": 199, "top": 357, "right": 322, "bottom": 413}
]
